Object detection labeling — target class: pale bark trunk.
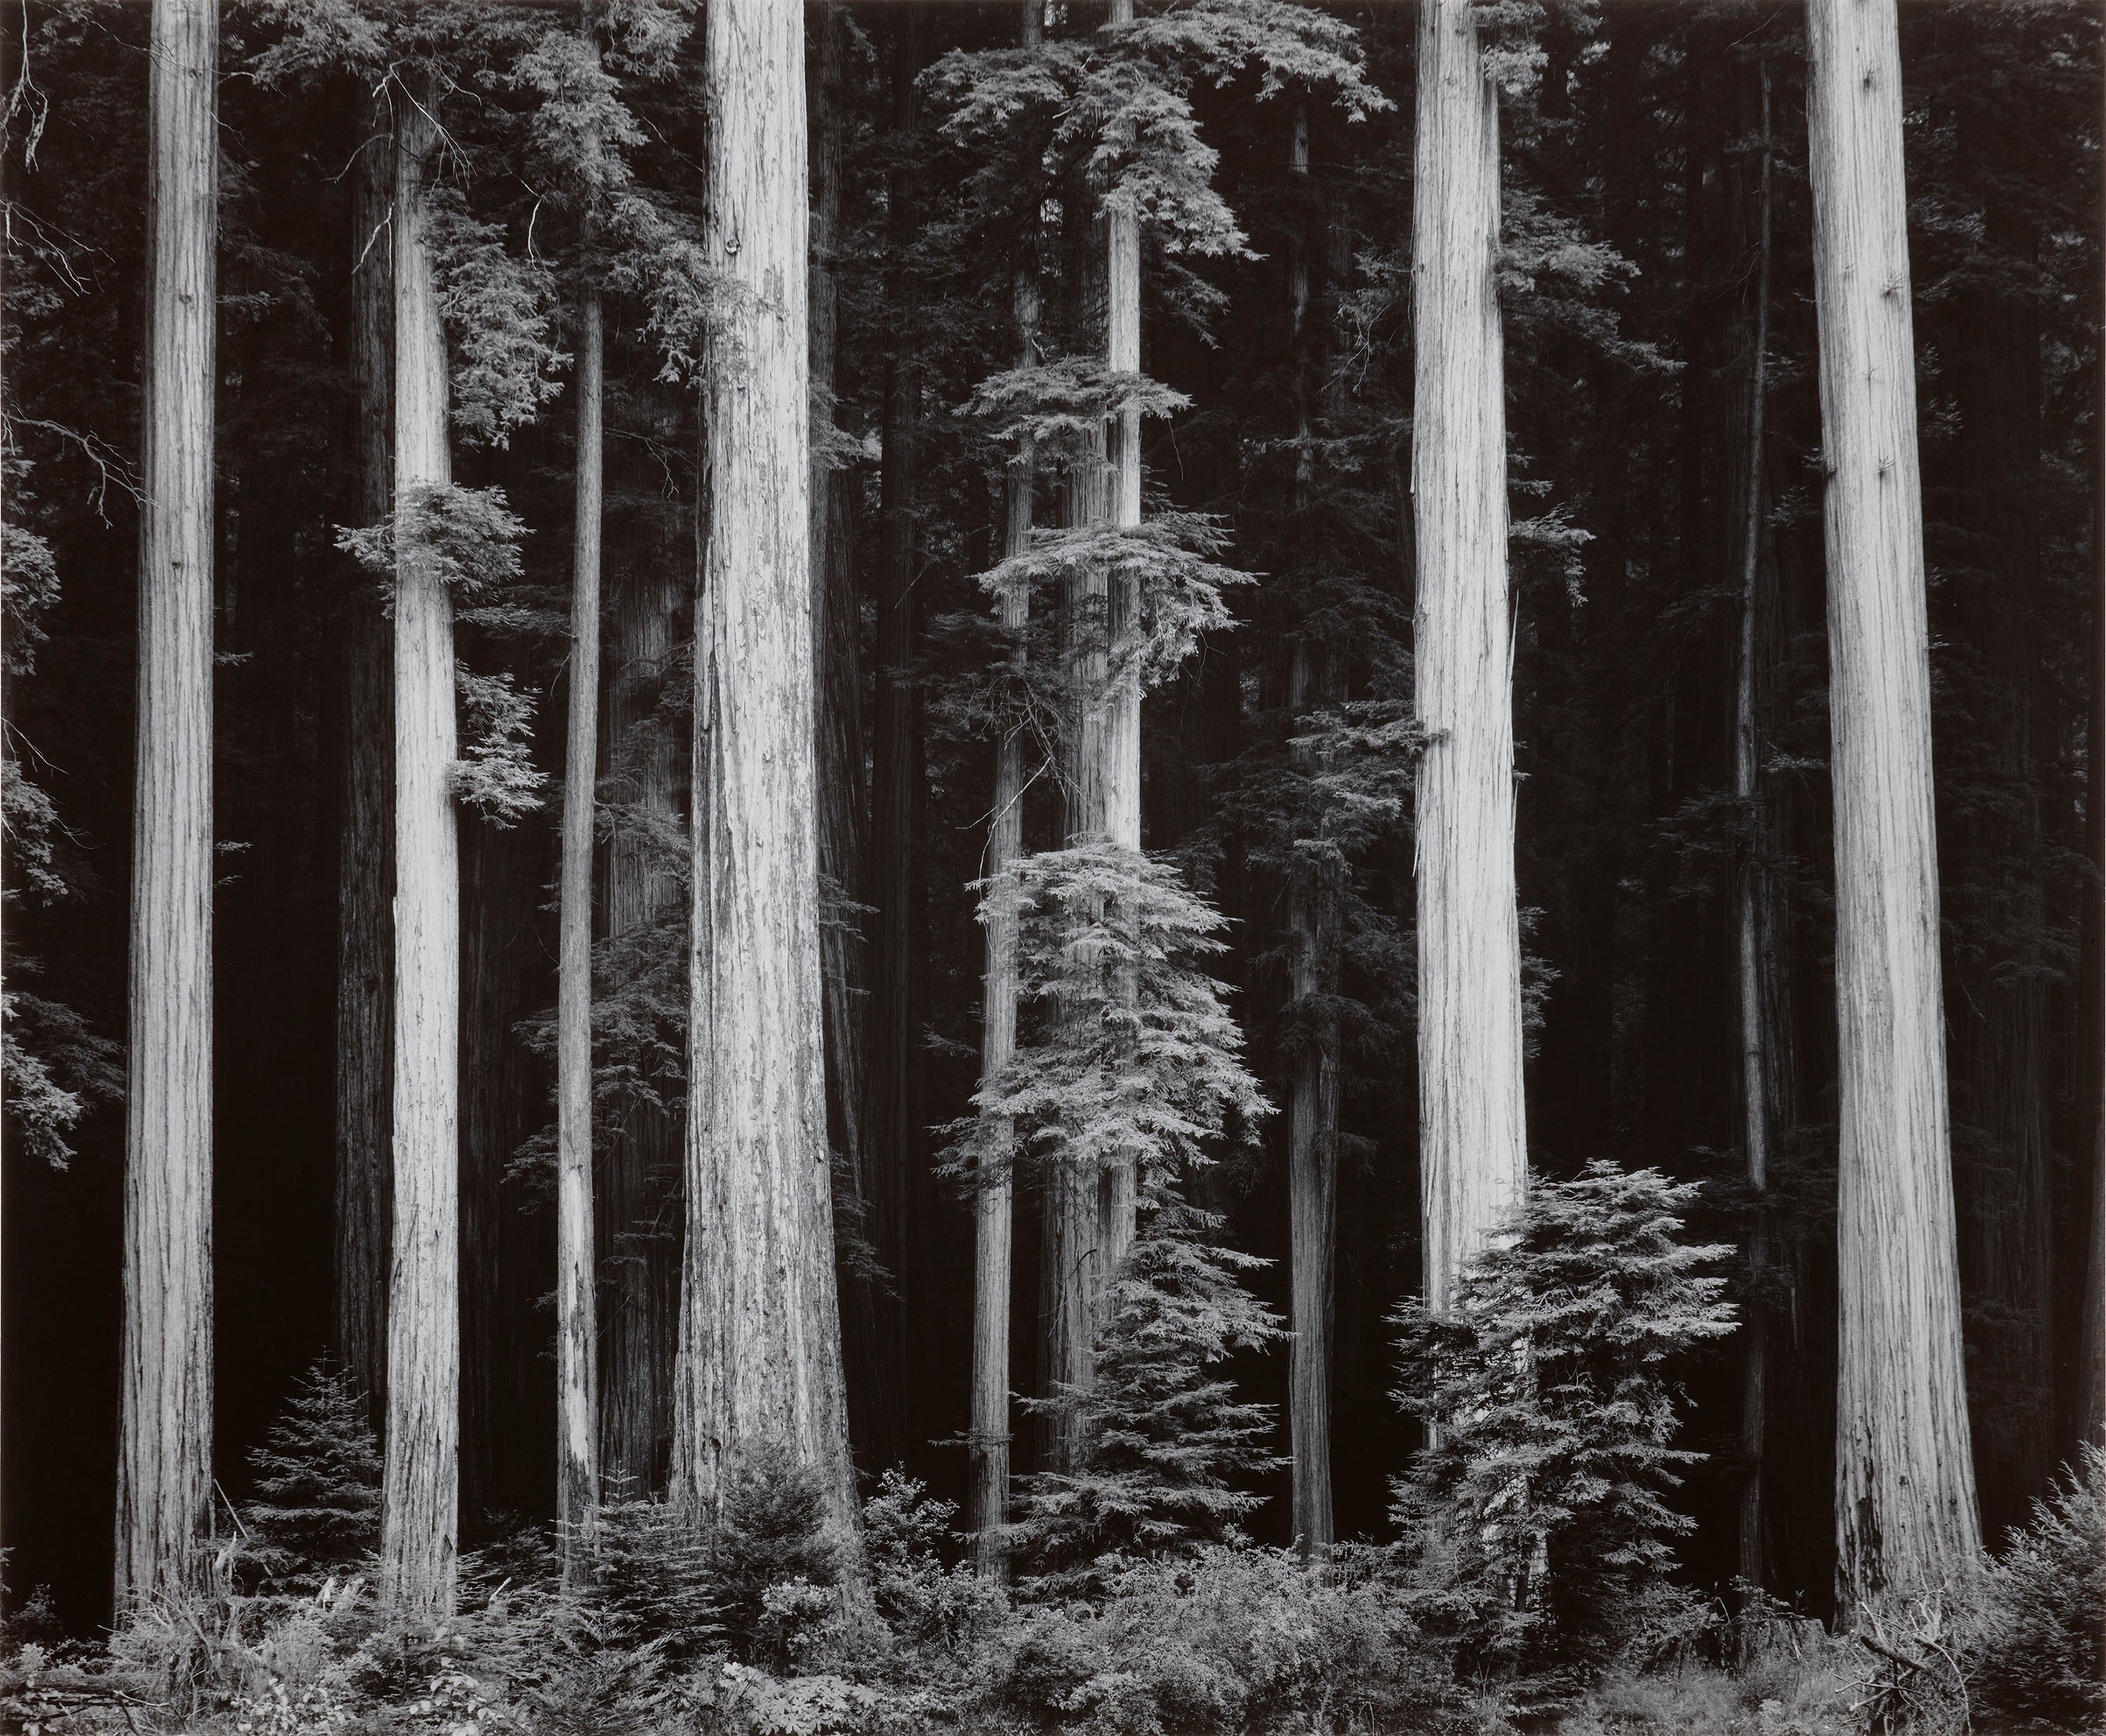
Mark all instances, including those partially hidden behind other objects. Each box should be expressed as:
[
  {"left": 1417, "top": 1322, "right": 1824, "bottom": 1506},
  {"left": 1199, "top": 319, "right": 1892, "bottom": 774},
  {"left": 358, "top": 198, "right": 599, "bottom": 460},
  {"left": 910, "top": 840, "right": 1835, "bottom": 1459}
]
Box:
[
  {"left": 1412, "top": 0, "right": 1528, "bottom": 1318},
  {"left": 557, "top": 286, "right": 604, "bottom": 1586},
  {"left": 1099, "top": 0, "right": 1141, "bottom": 1294},
  {"left": 674, "top": 0, "right": 858, "bottom": 1547},
  {"left": 337, "top": 90, "right": 393, "bottom": 1431},
  {"left": 382, "top": 74, "right": 462, "bottom": 1619},
  {"left": 867, "top": 5, "right": 925, "bottom": 1470},
  {"left": 1806, "top": 0, "right": 1981, "bottom": 1618},
  {"left": 972, "top": 159, "right": 1040, "bottom": 1571},
  {"left": 808, "top": 0, "right": 885, "bottom": 1474},
  {"left": 1283, "top": 99, "right": 1337, "bottom": 1559},
  {"left": 117, "top": 0, "right": 216, "bottom": 1612},
  {"left": 1734, "top": 60, "right": 1775, "bottom": 1595}
]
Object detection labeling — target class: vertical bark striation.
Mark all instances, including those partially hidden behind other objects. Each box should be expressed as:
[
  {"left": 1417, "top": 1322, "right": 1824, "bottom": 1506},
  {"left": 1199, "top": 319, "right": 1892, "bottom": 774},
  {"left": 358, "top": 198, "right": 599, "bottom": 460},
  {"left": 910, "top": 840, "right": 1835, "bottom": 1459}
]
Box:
[
  {"left": 1412, "top": 0, "right": 1528, "bottom": 1317},
  {"left": 1806, "top": 0, "right": 1981, "bottom": 1617},
  {"left": 383, "top": 75, "right": 463, "bottom": 1618},
  {"left": 675, "top": 0, "right": 859, "bottom": 1544},
  {"left": 338, "top": 89, "right": 395, "bottom": 1429},
  {"left": 557, "top": 286, "right": 604, "bottom": 1584},
  {"left": 117, "top": 0, "right": 216, "bottom": 1612}
]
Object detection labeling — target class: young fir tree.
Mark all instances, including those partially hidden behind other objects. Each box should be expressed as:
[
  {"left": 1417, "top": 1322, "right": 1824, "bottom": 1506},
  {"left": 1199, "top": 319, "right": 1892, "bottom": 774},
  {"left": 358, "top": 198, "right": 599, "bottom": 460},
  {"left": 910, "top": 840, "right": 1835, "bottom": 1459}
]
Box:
[
  {"left": 949, "top": 842, "right": 1278, "bottom": 1584},
  {"left": 241, "top": 1361, "right": 383, "bottom": 1596},
  {"left": 1391, "top": 1162, "right": 1736, "bottom": 1676}
]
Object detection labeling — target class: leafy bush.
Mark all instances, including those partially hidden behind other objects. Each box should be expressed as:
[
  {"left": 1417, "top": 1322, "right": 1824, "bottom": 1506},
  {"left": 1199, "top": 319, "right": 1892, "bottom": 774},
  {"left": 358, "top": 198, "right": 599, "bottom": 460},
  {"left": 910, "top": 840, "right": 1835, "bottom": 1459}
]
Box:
[
  {"left": 714, "top": 1445, "right": 842, "bottom": 1669},
  {"left": 1391, "top": 1162, "right": 1736, "bottom": 1681},
  {"left": 862, "top": 1471, "right": 1009, "bottom": 1662},
  {"left": 1968, "top": 1443, "right": 2106, "bottom": 1732}
]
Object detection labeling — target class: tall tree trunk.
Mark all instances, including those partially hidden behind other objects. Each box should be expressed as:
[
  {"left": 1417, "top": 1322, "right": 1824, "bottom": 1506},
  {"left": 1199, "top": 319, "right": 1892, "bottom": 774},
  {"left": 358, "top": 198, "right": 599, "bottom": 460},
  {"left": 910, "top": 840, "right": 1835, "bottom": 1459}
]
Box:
[
  {"left": 807, "top": 0, "right": 887, "bottom": 1476},
  {"left": 1412, "top": 0, "right": 1527, "bottom": 1317},
  {"left": 383, "top": 73, "right": 463, "bottom": 1618},
  {"left": 866, "top": 4, "right": 925, "bottom": 1476},
  {"left": 675, "top": 0, "right": 859, "bottom": 1546},
  {"left": 337, "top": 88, "right": 393, "bottom": 1431},
  {"left": 117, "top": 0, "right": 216, "bottom": 1612},
  {"left": 1806, "top": 0, "right": 1981, "bottom": 1619},
  {"left": 972, "top": 56, "right": 1041, "bottom": 1562},
  {"left": 1098, "top": 0, "right": 1141, "bottom": 1290},
  {"left": 599, "top": 462, "right": 684, "bottom": 1495},
  {"left": 1733, "top": 57, "right": 1776, "bottom": 1595},
  {"left": 1946, "top": 204, "right": 2053, "bottom": 1544},
  {"left": 557, "top": 284, "right": 604, "bottom": 1586},
  {"left": 1042, "top": 160, "right": 1111, "bottom": 1477},
  {"left": 1283, "top": 98, "right": 1338, "bottom": 1558}
]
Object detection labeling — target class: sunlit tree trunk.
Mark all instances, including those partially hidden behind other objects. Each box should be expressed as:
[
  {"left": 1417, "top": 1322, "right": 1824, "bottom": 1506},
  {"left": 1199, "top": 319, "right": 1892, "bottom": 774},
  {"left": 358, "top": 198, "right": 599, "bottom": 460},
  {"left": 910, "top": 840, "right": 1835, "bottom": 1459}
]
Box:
[
  {"left": 1806, "top": 0, "right": 1980, "bottom": 1619},
  {"left": 557, "top": 281, "right": 604, "bottom": 1587},
  {"left": 1412, "top": 0, "right": 1527, "bottom": 1318},
  {"left": 337, "top": 88, "right": 393, "bottom": 1431},
  {"left": 674, "top": 0, "right": 859, "bottom": 1546},
  {"left": 117, "top": 0, "right": 216, "bottom": 1612},
  {"left": 972, "top": 44, "right": 1041, "bottom": 1560},
  {"left": 382, "top": 72, "right": 462, "bottom": 1619}
]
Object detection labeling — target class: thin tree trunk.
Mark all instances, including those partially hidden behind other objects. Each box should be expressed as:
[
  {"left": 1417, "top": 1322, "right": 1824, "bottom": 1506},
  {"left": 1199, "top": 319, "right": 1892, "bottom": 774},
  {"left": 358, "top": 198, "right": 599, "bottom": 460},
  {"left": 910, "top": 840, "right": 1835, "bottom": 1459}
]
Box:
[
  {"left": 1733, "top": 57, "right": 1775, "bottom": 1596},
  {"left": 674, "top": 0, "right": 859, "bottom": 1548},
  {"left": 807, "top": 0, "right": 887, "bottom": 1476},
  {"left": 383, "top": 72, "right": 463, "bottom": 1618},
  {"left": 1806, "top": 0, "right": 1981, "bottom": 1619},
  {"left": 117, "top": 0, "right": 216, "bottom": 1612},
  {"left": 1283, "top": 98, "right": 1337, "bottom": 1558},
  {"left": 557, "top": 285, "right": 604, "bottom": 1587},
  {"left": 1099, "top": 0, "right": 1141, "bottom": 1293},
  {"left": 598, "top": 411, "right": 685, "bottom": 1496},
  {"left": 337, "top": 88, "right": 393, "bottom": 1431},
  {"left": 972, "top": 95, "right": 1041, "bottom": 1566},
  {"left": 867, "top": 4, "right": 925, "bottom": 1474},
  {"left": 1412, "top": 0, "right": 1527, "bottom": 1317}
]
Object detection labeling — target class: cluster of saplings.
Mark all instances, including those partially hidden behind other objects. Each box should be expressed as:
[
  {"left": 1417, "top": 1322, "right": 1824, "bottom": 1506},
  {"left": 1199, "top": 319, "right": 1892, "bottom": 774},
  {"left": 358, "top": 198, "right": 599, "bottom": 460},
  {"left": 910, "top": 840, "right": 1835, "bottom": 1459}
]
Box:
[{"left": 6, "top": 1166, "right": 2101, "bottom": 1735}]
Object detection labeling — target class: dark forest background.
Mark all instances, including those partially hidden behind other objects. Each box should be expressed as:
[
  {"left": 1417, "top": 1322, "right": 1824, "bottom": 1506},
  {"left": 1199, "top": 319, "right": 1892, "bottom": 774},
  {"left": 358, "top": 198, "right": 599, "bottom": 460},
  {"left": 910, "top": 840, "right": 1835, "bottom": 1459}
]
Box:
[{"left": 4, "top": 0, "right": 2100, "bottom": 1640}]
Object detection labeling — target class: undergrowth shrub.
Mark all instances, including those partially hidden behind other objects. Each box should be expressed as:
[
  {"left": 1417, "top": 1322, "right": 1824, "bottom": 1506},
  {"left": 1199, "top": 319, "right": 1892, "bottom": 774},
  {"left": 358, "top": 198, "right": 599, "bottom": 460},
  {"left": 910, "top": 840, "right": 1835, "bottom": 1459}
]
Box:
[
  {"left": 713, "top": 1444, "right": 841, "bottom": 1669},
  {"left": 239, "top": 1360, "right": 381, "bottom": 1597},
  {"left": 1968, "top": 1442, "right": 2105, "bottom": 1732},
  {"left": 1391, "top": 1162, "right": 1736, "bottom": 1688}
]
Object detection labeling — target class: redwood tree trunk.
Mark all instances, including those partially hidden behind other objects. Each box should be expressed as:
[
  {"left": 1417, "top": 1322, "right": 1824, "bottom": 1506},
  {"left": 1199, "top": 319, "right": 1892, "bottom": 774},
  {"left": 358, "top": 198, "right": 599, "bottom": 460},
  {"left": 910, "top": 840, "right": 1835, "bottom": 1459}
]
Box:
[
  {"left": 117, "top": 0, "right": 216, "bottom": 1612},
  {"left": 1283, "top": 98, "right": 1338, "bottom": 1558},
  {"left": 557, "top": 286, "right": 604, "bottom": 1585},
  {"left": 674, "top": 0, "right": 859, "bottom": 1546},
  {"left": 808, "top": 0, "right": 886, "bottom": 1475},
  {"left": 1806, "top": 0, "right": 1981, "bottom": 1618},
  {"left": 383, "top": 74, "right": 463, "bottom": 1618},
  {"left": 867, "top": 4, "right": 926, "bottom": 1471},
  {"left": 337, "top": 87, "right": 393, "bottom": 1431},
  {"left": 971, "top": 118, "right": 1042, "bottom": 1566},
  {"left": 1411, "top": 0, "right": 1528, "bottom": 1317}
]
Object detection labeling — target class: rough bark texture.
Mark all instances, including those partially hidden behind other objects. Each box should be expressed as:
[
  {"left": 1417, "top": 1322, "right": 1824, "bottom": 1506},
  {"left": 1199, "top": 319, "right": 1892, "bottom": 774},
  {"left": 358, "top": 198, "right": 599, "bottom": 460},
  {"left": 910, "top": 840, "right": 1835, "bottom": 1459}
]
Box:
[
  {"left": 337, "top": 88, "right": 394, "bottom": 1430},
  {"left": 1283, "top": 99, "right": 1337, "bottom": 1559},
  {"left": 382, "top": 76, "right": 462, "bottom": 1619},
  {"left": 1411, "top": 0, "right": 1528, "bottom": 1318},
  {"left": 116, "top": 0, "right": 216, "bottom": 1613},
  {"left": 808, "top": 0, "right": 887, "bottom": 1476},
  {"left": 1806, "top": 0, "right": 1982, "bottom": 1619},
  {"left": 674, "top": 0, "right": 859, "bottom": 1546},
  {"left": 557, "top": 288, "right": 604, "bottom": 1584},
  {"left": 971, "top": 194, "right": 1040, "bottom": 1573},
  {"left": 866, "top": 5, "right": 925, "bottom": 1474}
]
